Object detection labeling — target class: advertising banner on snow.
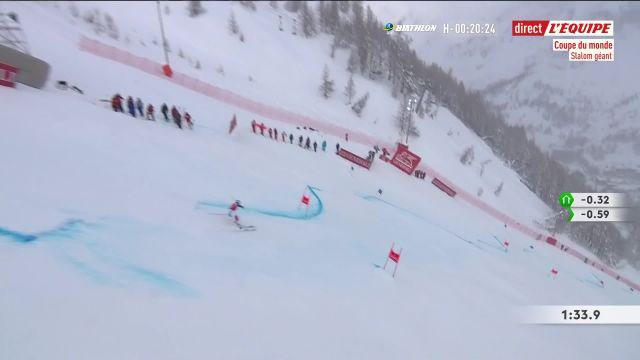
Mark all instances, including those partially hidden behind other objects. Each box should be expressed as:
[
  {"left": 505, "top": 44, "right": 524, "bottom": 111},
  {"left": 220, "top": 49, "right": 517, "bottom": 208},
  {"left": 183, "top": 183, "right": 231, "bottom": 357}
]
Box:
[
  {"left": 338, "top": 148, "right": 372, "bottom": 170},
  {"left": 0, "top": 62, "right": 18, "bottom": 88},
  {"left": 431, "top": 178, "right": 457, "bottom": 198},
  {"left": 390, "top": 143, "right": 422, "bottom": 175}
]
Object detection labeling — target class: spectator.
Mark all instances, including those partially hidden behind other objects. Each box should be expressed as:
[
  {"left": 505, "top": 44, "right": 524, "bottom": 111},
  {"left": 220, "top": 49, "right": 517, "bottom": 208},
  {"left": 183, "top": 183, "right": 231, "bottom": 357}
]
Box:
[
  {"left": 345, "top": 133, "right": 349, "bottom": 142},
  {"left": 281, "top": 131, "right": 287, "bottom": 142},
  {"left": 289, "top": 133, "right": 294, "bottom": 144},
  {"left": 127, "top": 96, "right": 136, "bottom": 117},
  {"left": 305, "top": 137, "right": 311, "bottom": 150},
  {"left": 161, "top": 103, "right": 169, "bottom": 122},
  {"left": 146, "top": 103, "right": 155, "bottom": 121},
  {"left": 136, "top": 98, "right": 144, "bottom": 117},
  {"left": 184, "top": 112, "right": 193, "bottom": 129},
  {"left": 251, "top": 119, "right": 257, "bottom": 133},
  {"left": 321, "top": 140, "right": 327, "bottom": 152},
  {"left": 260, "top": 123, "right": 265, "bottom": 136},
  {"left": 268, "top": 128, "right": 273, "bottom": 139},
  {"left": 313, "top": 141, "right": 318, "bottom": 152},
  {"left": 298, "top": 135, "right": 303, "bottom": 147},
  {"left": 336, "top": 142, "right": 340, "bottom": 153},
  {"left": 171, "top": 106, "right": 182, "bottom": 129},
  {"left": 111, "top": 93, "right": 124, "bottom": 112},
  {"left": 274, "top": 128, "right": 278, "bottom": 141}
]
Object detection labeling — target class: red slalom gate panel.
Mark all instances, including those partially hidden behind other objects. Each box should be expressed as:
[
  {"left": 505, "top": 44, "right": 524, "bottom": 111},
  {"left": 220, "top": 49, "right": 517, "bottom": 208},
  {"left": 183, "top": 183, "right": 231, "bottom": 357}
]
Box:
[{"left": 78, "top": 37, "right": 640, "bottom": 293}]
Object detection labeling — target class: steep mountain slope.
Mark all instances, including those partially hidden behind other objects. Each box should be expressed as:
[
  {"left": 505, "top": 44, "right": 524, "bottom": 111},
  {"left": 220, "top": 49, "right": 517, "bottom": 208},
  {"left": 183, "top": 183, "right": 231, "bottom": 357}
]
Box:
[
  {"left": 371, "top": 1, "right": 640, "bottom": 193},
  {"left": 1, "top": 2, "right": 639, "bottom": 359}
]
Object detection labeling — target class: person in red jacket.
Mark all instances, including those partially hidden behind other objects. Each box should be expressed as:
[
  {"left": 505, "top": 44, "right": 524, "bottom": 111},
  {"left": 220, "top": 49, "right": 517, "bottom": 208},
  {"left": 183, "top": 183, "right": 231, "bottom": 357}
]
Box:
[
  {"left": 184, "top": 112, "right": 193, "bottom": 129},
  {"left": 171, "top": 106, "right": 182, "bottom": 129},
  {"left": 111, "top": 93, "right": 124, "bottom": 112},
  {"left": 146, "top": 104, "right": 155, "bottom": 121},
  {"left": 228, "top": 200, "right": 244, "bottom": 224}
]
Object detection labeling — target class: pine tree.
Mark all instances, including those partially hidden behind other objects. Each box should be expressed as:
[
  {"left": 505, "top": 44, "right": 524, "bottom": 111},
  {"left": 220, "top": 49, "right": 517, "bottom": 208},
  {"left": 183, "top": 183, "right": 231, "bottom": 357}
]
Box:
[
  {"left": 238, "top": 1, "right": 257, "bottom": 11},
  {"left": 228, "top": 11, "right": 239, "bottom": 35},
  {"left": 317, "top": 1, "right": 327, "bottom": 31},
  {"left": 284, "top": 1, "right": 301, "bottom": 13},
  {"left": 187, "top": 1, "right": 206, "bottom": 17},
  {"left": 460, "top": 146, "right": 475, "bottom": 165},
  {"left": 351, "top": 92, "right": 369, "bottom": 116},
  {"left": 338, "top": 1, "right": 350, "bottom": 14},
  {"left": 330, "top": 36, "right": 338, "bottom": 58},
  {"left": 299, "top": 1, "right": 316, "bottom": 37},
  {"left": 351, "top": 1, "right": 368, "bottom": 73},
  {"left": 319, "top": 64, "right": 334, "bottom": 99},
  {"left": 347, "top": 49, "right": 358, "bottom": 73},
  {"left": 326, "top": 1, "right": 340, "bottom": 33},
  {"left": 344, "top": 74, "right": 355, "bottom": 104},
  {"left": 104, "top": 13, "right": 119, "bottom": 40}
]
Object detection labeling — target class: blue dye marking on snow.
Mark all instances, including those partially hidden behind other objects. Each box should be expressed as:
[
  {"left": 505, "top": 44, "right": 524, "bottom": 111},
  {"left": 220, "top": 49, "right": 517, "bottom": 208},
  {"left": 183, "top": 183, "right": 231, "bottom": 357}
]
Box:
[
  {"left": 475, "top": 236, "right": 508, "bottom": 253},
  {"left": 579, "top": 272, "right": 605, "bottom": 289},
  {"left": 0, "top": 218, "right": 88, "bottom": 243},
  {"left": 356, "top": 194, "right": 483, "bottom": 250},
  {"left": 61, "top": 255, "right": 112, "bottom": 285},
  {"left": 197, "top": 185, "right": 324, "bottom": 220},
  {"left": 0, "top": 227, "right": 38, "bottom": 242},
  {"left": 38, "top": 219, "right": 88, "bottom": 238},
  {"left": 118, "top": 262, "right": 196, "bottom": 296},
  {"left": 1, "top": 218, "right": 194, "bottom": 295},
  {"left": 476, "top": 239, "right": 507, "bottom": 253}
]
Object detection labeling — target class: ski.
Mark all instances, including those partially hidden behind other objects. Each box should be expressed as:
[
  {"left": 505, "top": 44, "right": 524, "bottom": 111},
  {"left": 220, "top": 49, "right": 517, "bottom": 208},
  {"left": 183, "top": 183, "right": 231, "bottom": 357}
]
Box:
[{"left": 236, "top": 224, "right": 256, "bottom": 231}]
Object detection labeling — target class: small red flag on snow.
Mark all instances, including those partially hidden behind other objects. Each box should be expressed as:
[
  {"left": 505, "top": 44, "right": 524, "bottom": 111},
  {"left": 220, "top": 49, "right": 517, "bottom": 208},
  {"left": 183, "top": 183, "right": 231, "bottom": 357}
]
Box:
[
  {"left": 504, "top": 240, "right": 510, "bottom": 247},
  {"left": 383, "top": 242, "right": 403, "bottom": 278},
  {"left": 551, "top": 268, "right": 559, "bottom": 276},
  {"left": 301, "top": 194, "right": 310, "bottom": 205},
  {"left": 388, "top": 249, "right": 401, "bottom": 263}
]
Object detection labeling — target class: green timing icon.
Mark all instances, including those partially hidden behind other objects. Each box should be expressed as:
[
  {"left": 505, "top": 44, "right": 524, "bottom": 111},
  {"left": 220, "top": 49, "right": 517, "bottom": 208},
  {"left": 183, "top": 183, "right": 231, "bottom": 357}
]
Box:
[{"left": 558, "top": 192, "right": 574, "bottom": 221}]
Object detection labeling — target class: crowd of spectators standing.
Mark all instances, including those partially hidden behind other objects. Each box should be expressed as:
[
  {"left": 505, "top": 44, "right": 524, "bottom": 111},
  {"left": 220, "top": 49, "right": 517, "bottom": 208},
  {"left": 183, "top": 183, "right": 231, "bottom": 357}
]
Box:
[
  {"left": 250, "top": 120, "right": 331, "bottom": 154},
  {"left": 110, "top": 93, "right": 193, "bottom": 130}
]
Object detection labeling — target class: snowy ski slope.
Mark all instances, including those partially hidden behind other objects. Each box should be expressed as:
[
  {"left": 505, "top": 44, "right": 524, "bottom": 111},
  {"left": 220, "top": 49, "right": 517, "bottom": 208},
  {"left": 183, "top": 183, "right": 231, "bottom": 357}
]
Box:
[{"left": 1, "top": 2, "right": 639, "bottom": 359}]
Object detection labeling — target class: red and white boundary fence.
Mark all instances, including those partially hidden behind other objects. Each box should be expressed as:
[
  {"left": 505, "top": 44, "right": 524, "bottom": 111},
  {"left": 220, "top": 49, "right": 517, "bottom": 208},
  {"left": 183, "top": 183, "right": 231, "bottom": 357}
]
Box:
[
  {"left": 78, "top": 37, "right": 640, "bottom": 292},
  {"left": 383, "top": 242, "right": 403, "bottom": 278}
]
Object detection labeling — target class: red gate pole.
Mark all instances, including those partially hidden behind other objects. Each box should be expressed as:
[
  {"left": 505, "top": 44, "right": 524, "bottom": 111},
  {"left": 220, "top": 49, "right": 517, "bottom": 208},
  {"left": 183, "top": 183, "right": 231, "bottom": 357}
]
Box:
[
  {"left": 392, "top": 248, "right": 403, "bottom": 278},
  {"left": 383, "top": 241, "right": 394, "bottom": 270}
]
